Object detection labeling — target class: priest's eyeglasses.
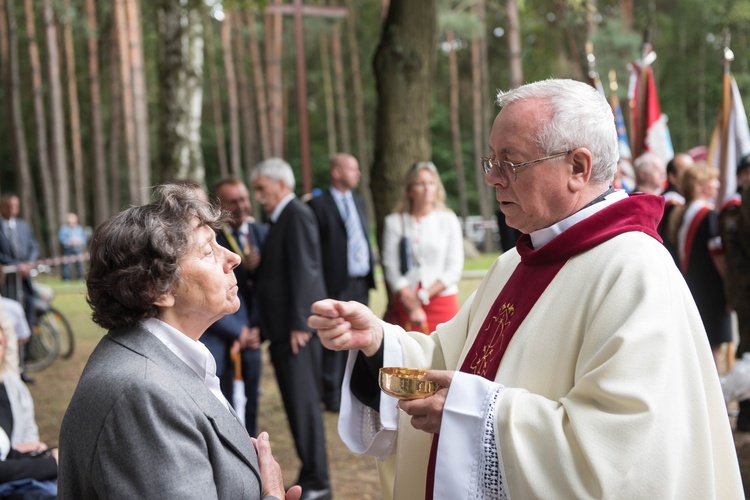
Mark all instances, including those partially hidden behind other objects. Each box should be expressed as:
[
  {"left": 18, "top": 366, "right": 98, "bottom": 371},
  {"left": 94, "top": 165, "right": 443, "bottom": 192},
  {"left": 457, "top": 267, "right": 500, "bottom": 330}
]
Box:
[{"left": 481, "top": 150, "right": 572, "bottom": 183}]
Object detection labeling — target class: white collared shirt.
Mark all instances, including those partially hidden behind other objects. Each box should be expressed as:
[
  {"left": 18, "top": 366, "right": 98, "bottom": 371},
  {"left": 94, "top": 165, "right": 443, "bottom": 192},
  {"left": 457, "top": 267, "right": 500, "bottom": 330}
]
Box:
[
  {"left": 141, "top": 318, "right": 231, "bottom": 412},
  {"left": 530, "top": 189, "right": 628, "bottom": 249},
  {"left": 270, "top": 193, "right": 296, "bottom": 223}
]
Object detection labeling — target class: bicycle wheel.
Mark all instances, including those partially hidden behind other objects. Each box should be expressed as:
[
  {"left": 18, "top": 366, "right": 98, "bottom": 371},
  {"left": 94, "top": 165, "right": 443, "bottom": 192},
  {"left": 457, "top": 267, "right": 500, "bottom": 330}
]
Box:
[
  {"left": 47, "top": 306, "right": 75, "bottom": 359},
  {"left": 25, "top": 313, "right": 60, "bottom": 372}
]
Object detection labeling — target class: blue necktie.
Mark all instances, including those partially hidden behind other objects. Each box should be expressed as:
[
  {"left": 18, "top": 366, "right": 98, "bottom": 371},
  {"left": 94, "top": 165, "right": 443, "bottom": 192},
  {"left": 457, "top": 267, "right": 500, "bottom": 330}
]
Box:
[{"left": 344, "top": 196, "right": 368, "bottom": 273}]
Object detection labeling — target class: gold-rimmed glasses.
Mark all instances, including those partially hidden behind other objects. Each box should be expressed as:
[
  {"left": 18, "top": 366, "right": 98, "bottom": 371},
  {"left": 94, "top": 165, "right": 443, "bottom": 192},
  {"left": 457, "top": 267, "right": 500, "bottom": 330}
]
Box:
[{"left": 481, "top": 150, "right": 572, "bottom": 183}]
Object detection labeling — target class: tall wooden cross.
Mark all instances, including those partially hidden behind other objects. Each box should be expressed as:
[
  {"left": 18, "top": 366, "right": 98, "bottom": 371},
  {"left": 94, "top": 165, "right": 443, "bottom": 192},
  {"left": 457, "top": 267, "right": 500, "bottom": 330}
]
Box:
[{"left": 266, "top": 0, "right": 347, "bottom": 194}]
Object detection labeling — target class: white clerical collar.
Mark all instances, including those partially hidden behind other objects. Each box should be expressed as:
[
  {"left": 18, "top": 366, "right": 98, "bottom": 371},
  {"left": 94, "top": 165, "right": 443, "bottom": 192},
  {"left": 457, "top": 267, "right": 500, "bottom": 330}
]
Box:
[
  {"left": 141, "top": 317, "right": 231, "bottom": 411},
  {"left": 270, "top": 193, "right": 296, "bottom": 223},
  {"left": 530, "top": 189, "right": 628, "bottom": 249}
]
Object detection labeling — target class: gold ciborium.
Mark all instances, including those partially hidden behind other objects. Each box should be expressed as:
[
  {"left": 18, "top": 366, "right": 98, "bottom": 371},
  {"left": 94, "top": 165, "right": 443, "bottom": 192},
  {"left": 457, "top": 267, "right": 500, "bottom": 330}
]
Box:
[{"left": 378, "top": 367, "right": 440, "bottom": 400}]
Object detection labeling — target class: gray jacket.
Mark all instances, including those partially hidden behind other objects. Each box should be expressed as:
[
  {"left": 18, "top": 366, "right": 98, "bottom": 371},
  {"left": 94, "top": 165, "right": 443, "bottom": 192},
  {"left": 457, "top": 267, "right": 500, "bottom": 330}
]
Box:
[{"left": 58, "top": 325, "right": 263, "bottom": 499}]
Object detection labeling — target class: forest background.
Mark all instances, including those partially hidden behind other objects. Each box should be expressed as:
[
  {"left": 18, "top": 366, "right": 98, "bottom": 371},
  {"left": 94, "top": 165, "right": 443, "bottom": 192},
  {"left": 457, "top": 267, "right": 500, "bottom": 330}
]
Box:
[{"left": 0, "top": 0, "right": 749, "bottom": 258}]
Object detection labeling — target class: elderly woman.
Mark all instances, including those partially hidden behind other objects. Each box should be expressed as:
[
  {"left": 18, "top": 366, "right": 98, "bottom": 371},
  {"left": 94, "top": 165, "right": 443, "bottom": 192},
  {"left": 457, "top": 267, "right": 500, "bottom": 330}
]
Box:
[
  {"left": 58, "top": 184, "right": 299, "bottom": 500},
  {"left": 382, "top": 161, "right": 464, "bottom": 333}
]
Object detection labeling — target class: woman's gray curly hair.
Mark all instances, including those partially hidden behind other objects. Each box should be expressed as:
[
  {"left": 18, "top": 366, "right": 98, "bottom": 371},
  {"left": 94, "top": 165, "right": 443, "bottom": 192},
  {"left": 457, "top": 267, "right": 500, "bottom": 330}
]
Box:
[{"left": 86, "top": 183, "right": 227, "bottom": 330}]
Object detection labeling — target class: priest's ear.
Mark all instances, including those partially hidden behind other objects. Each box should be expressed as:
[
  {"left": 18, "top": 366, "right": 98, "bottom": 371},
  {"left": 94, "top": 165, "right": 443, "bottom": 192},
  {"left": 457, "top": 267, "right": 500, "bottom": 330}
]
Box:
[{"left": 568, "top": 148, "right": 593, "bottom": 192}]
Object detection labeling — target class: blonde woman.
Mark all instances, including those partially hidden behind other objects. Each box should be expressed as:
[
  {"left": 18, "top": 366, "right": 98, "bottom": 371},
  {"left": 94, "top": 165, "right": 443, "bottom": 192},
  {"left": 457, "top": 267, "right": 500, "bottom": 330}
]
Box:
[
  {"left": 667, "top": 162, "right": 731, "bottom": 371},
  {"left": 382, "top": 161, "right": 464, "bottom": 333}
]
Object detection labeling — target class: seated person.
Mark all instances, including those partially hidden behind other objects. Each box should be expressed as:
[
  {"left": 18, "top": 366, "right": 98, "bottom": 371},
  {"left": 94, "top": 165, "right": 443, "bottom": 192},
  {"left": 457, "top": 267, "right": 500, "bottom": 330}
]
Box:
[{"left": 0, "top": 327, "right": 57, "bottom": 486}]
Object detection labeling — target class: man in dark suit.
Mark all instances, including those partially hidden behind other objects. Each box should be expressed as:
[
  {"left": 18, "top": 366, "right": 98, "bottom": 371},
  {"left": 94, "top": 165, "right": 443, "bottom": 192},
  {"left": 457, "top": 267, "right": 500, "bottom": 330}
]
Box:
[
  {"left": 308, "top": 153, "right": 375, "bottom": 412},
  {"left": 252, "top": 158, "right": 331, "bottom": 500},
  {"left": 204, "top": 178, "right": 267, "bottom": 437},
  {"left": 0, "top": 194, "right": 39, "bottom": 328}
]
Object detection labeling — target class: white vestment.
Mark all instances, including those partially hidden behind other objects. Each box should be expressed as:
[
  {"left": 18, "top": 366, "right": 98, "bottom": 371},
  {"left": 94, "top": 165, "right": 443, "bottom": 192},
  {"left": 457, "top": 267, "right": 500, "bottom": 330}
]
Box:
[{"left": 339, "top": 194, "right": 743, "bottom": 499}]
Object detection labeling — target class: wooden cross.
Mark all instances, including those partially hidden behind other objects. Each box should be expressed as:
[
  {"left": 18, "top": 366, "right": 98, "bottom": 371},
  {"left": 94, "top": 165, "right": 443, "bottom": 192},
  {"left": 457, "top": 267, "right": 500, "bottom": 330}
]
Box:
[{"left": 266, "top": 0, "right": 347, "bottom": 194}]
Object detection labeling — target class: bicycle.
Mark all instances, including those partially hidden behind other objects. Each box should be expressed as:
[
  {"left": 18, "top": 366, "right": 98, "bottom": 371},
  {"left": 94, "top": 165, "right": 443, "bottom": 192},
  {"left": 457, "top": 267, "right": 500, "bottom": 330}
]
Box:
[{"left": 24, "top": 266, "right": 76, "bottom": 372}]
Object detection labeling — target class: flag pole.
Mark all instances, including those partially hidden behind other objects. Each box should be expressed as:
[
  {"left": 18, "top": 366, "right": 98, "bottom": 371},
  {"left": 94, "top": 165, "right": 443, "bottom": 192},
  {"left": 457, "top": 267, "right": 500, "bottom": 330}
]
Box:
[{"left": 718, "top": 29, "right": 734, "bottom": 207}]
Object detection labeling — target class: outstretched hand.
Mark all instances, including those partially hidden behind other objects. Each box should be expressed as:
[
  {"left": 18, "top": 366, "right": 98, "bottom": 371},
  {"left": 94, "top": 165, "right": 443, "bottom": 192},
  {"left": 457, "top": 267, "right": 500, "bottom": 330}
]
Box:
[
  {"left": 308, "top": 299, "right": 383, "bottom": 357},
  {"left": 252, "top": 432, "right": 302, "bottom": 500},
  {"left": 398, "top": 370, "right": 455, "bottom": 435}
]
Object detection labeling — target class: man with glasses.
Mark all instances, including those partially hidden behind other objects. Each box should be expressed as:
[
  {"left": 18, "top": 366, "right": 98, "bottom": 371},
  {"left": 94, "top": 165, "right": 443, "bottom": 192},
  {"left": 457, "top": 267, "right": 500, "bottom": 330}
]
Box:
[{"left": 309, "top": 79, "right": 742, "bottom": 499}]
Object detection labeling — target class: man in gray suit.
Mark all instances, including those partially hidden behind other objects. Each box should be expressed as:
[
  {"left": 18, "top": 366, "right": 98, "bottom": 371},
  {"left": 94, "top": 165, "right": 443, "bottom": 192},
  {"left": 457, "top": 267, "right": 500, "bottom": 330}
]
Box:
[{"left": 58, "top": 184, "right": 300, "bottom": 500}]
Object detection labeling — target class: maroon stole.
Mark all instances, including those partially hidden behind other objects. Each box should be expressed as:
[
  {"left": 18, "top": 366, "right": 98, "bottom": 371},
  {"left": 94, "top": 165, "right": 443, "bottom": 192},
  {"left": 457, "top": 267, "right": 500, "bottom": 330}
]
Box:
[
  {"left": 680, "top": 206, "right": 711, "bottom": 275},
  {"left": 424, "top": 193, "right": 663, "bottom": 499}
]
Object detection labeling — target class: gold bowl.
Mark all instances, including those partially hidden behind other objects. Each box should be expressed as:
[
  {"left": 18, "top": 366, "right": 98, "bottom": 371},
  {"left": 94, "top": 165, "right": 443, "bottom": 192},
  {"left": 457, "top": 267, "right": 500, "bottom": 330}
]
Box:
[{"left": 378, "top": 367, "right": 440, "bottom": 400}]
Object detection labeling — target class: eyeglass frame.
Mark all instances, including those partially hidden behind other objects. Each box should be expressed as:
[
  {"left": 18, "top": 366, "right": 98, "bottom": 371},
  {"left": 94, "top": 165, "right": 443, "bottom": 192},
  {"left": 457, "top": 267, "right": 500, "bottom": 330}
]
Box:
[{"left": 480, "top": 150, "right": 573, "bottom": 182}]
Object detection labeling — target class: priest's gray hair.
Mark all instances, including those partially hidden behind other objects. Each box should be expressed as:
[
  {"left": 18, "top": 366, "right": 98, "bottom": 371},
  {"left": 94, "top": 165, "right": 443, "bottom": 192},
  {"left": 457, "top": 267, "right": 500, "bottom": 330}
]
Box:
[
  {"left": 496, "top": 79, "right": 619, "bottom": 186},
  {"left": 251, "top": 157, "right": 296, "bottom": 190}
]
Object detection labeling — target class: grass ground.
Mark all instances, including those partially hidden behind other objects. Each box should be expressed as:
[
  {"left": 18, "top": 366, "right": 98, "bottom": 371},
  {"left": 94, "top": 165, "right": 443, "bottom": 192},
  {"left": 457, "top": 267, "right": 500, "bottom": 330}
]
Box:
[{"left": 26, "top": 254, "right": 750, "bottom": 498}]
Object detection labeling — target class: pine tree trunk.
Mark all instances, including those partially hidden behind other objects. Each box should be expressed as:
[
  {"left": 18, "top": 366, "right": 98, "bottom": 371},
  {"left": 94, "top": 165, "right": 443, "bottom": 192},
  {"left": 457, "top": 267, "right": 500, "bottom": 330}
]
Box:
[
  {"left": 62, "top": 0, "right": 86, "bottom": 224},
  {"left": 203, "top": 5, "right": 228, "bottom": 178},
  {"left": 331, "top": 24, "right": 349, "bottom": 153},
  {"left": 371, "top": 0, "right": 436, "bottom": 251},
  {"left": 506, "top": 0, "right": 523, "bottom": 89},
  {"left": 126, "top": 0, "right": 150, "bottom": 204},
  {"left": 0, "top": 0, "right": 34, "bottom": 233},
  {"left": 220, "top": 12, "right": 241, "bottom": 178},
  {"left": 246, "top": 12, "right": 271, "bottom": 161},
  {"left": 446, "top": 29, "right": 468, "bottom": 220},
  {"left": 85, "top": 0, "right": 109, "bottom": 225},
  {"left": 25, "top": 0, "right": 56, "bottom": 255},
  {"left": 43, "top": 0, "right": 69, "bottom": 250},
  {"left": 114, "top": 0, "right": 138, "bottom": 205},
  {"left": 108, "top": 22, "right": 123, "bottom": 213},
  {"left": 264, "top": 4, "right": 283, "bottom": 157},
  {"left": 319, "top": 32, "right": 337, "bottom": 155},
  {"left": 233, "top": 14, "right": 258, "bottom": 176},
  {"left": 344, "top": 0, "right": 374, "bottom": 228},
  {"left": 471, "top": 1, "right": 492, "bottom": 231}
]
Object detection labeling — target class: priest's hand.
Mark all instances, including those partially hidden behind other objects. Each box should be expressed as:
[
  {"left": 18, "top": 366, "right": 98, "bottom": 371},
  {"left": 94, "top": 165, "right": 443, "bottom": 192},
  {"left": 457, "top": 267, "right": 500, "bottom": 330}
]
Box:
[
  {"left": 398, "top": 370, "right": 454, "bottom": 434},
  {"left": 308, "top": 299, "right": 383, "bottom": 357}
]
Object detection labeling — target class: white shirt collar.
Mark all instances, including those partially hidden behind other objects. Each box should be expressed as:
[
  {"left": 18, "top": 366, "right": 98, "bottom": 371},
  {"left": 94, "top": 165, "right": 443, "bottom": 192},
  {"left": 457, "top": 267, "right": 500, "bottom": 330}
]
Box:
[
  {"left": 270, "top": 193, "right": 296, "bottom": 223},
  {"left": 141, "top": 318, "right": 231, "bottom": 412},
  {"left": 530, "top": 189, "right": 628, "bottom": 249}
]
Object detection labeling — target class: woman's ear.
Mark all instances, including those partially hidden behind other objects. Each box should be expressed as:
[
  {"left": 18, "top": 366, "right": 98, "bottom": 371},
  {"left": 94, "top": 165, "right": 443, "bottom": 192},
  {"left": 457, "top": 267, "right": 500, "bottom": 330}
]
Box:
[
  {"left": 153, "top": 292, "right": 175, "bottom": 309},
  {"left": 568, "top": 148, "right": 593, "bottom": 192}
]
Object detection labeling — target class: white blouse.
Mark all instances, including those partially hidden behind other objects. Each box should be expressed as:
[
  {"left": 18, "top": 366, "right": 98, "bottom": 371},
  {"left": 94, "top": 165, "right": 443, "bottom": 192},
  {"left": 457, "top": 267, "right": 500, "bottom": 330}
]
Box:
[{"left": 382, "top": 209, "right": 464, "bottom": 296}]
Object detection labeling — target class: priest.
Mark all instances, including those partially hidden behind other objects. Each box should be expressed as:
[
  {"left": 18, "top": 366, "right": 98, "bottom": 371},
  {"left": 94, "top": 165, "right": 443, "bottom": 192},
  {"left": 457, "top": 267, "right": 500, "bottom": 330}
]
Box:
[{"left": 308, "top": 79, "right": 743, "bottom": 499}]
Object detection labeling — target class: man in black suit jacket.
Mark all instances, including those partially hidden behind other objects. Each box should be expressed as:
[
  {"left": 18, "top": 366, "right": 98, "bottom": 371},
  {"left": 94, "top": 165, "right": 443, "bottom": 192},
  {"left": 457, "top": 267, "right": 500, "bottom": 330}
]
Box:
[
  {"left": 308, "top": 153, "right": 375, "bottom": 412},
  {"left": 252, "top": 158, "right": 331, "bottom": 500},
  {"left": 0, "top": 194, "right": 39, "bottom": 328},
  {"left": 204, "top": 178, "right": 267, "bottom": 437}
]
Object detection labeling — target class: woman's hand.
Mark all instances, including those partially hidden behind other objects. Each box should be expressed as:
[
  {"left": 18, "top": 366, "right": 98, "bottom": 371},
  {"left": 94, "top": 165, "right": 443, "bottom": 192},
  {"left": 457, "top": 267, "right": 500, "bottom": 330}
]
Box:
[
  {"left": 398, "top": 370, "right": 455, "bottom": 434},
  {"left": 308, "top": 299, "right": 383, "bottom": 357},
  {"left": 408, "top": 306, "right": 427, "bottom": 328},
  {"left": 252, "top": 432, "right": 302, "bottom": 500}
]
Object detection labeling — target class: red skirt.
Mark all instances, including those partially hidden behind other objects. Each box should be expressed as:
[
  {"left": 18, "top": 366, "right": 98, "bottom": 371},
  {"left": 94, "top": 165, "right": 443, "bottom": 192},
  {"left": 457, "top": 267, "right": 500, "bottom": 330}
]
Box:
[{"left": 387, "top": 292, "right": 460, "bottom": 334}]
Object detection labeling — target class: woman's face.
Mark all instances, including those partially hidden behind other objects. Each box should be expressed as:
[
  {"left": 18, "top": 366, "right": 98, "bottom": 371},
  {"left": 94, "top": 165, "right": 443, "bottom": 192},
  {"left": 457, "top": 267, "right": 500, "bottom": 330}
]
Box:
[
  {"left": 160, "top": 220, "right": 241, "bottom": 336},
  {"left": 408, "top": 169, "right": 438, "bottom": 209},
  {"left": 700, "top": 177, "right": 720, "bottom": 202}
]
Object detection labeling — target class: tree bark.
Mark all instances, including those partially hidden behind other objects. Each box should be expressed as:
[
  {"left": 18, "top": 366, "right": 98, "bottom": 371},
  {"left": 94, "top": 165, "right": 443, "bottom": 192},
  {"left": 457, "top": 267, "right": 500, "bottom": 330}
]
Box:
[
  {"left": 344, "top": 0, "right": 374, "bottom": 226},
  {"left": 506, "top": 0, "right": 522, "bottom": 89},
  {"left": 331, "top": 23, "right": 349, "bottom": 154},
  {"left": 264, "top": 3, "right": 284, "bottom": 157},
  {"left": 85, "top": 0, "right": 109, "bottom": 225},
  {"left": 220, "top": 12, "right": 241, "bottom": 178},
  {"left": 246, "top": 12, "right": 271, "bottom": 161},
  {"left": 0, "top": 0, "right": 34, "bottom": 230},
  {"left": 114, "top": 0, "right": 138, "bottom": 205},
  {"left": 203, "top": 5, "right": 228, "bottom": 178},
  {"left": 125, "top": 0, "right": 150, "bottom": 204},
  {"left": 371, "top": 0, "right": 436, "bottom": 251},
  {"left": 319, "top": 32, "right": 337, "bottom": 155},
  {"left": 446, "top": 29, "right": 468, "bottom": 220},
  {"left": 108, "top": 21, "right": 122, "bottom": 213},
  {"left": 43, "top": 0, "right": 68, "bottom": 251},
  {"left": 157, "top": 0, "right": 205, "bottom": 184},
  {"left": 471, "top": 0, "right": 493, "bottom": 243},
  {"left": 233, "top": 14, "right": 259, "bottom": 176},
  {"left": 62, "top": 0, "right": 86, "bottom": 224}
]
